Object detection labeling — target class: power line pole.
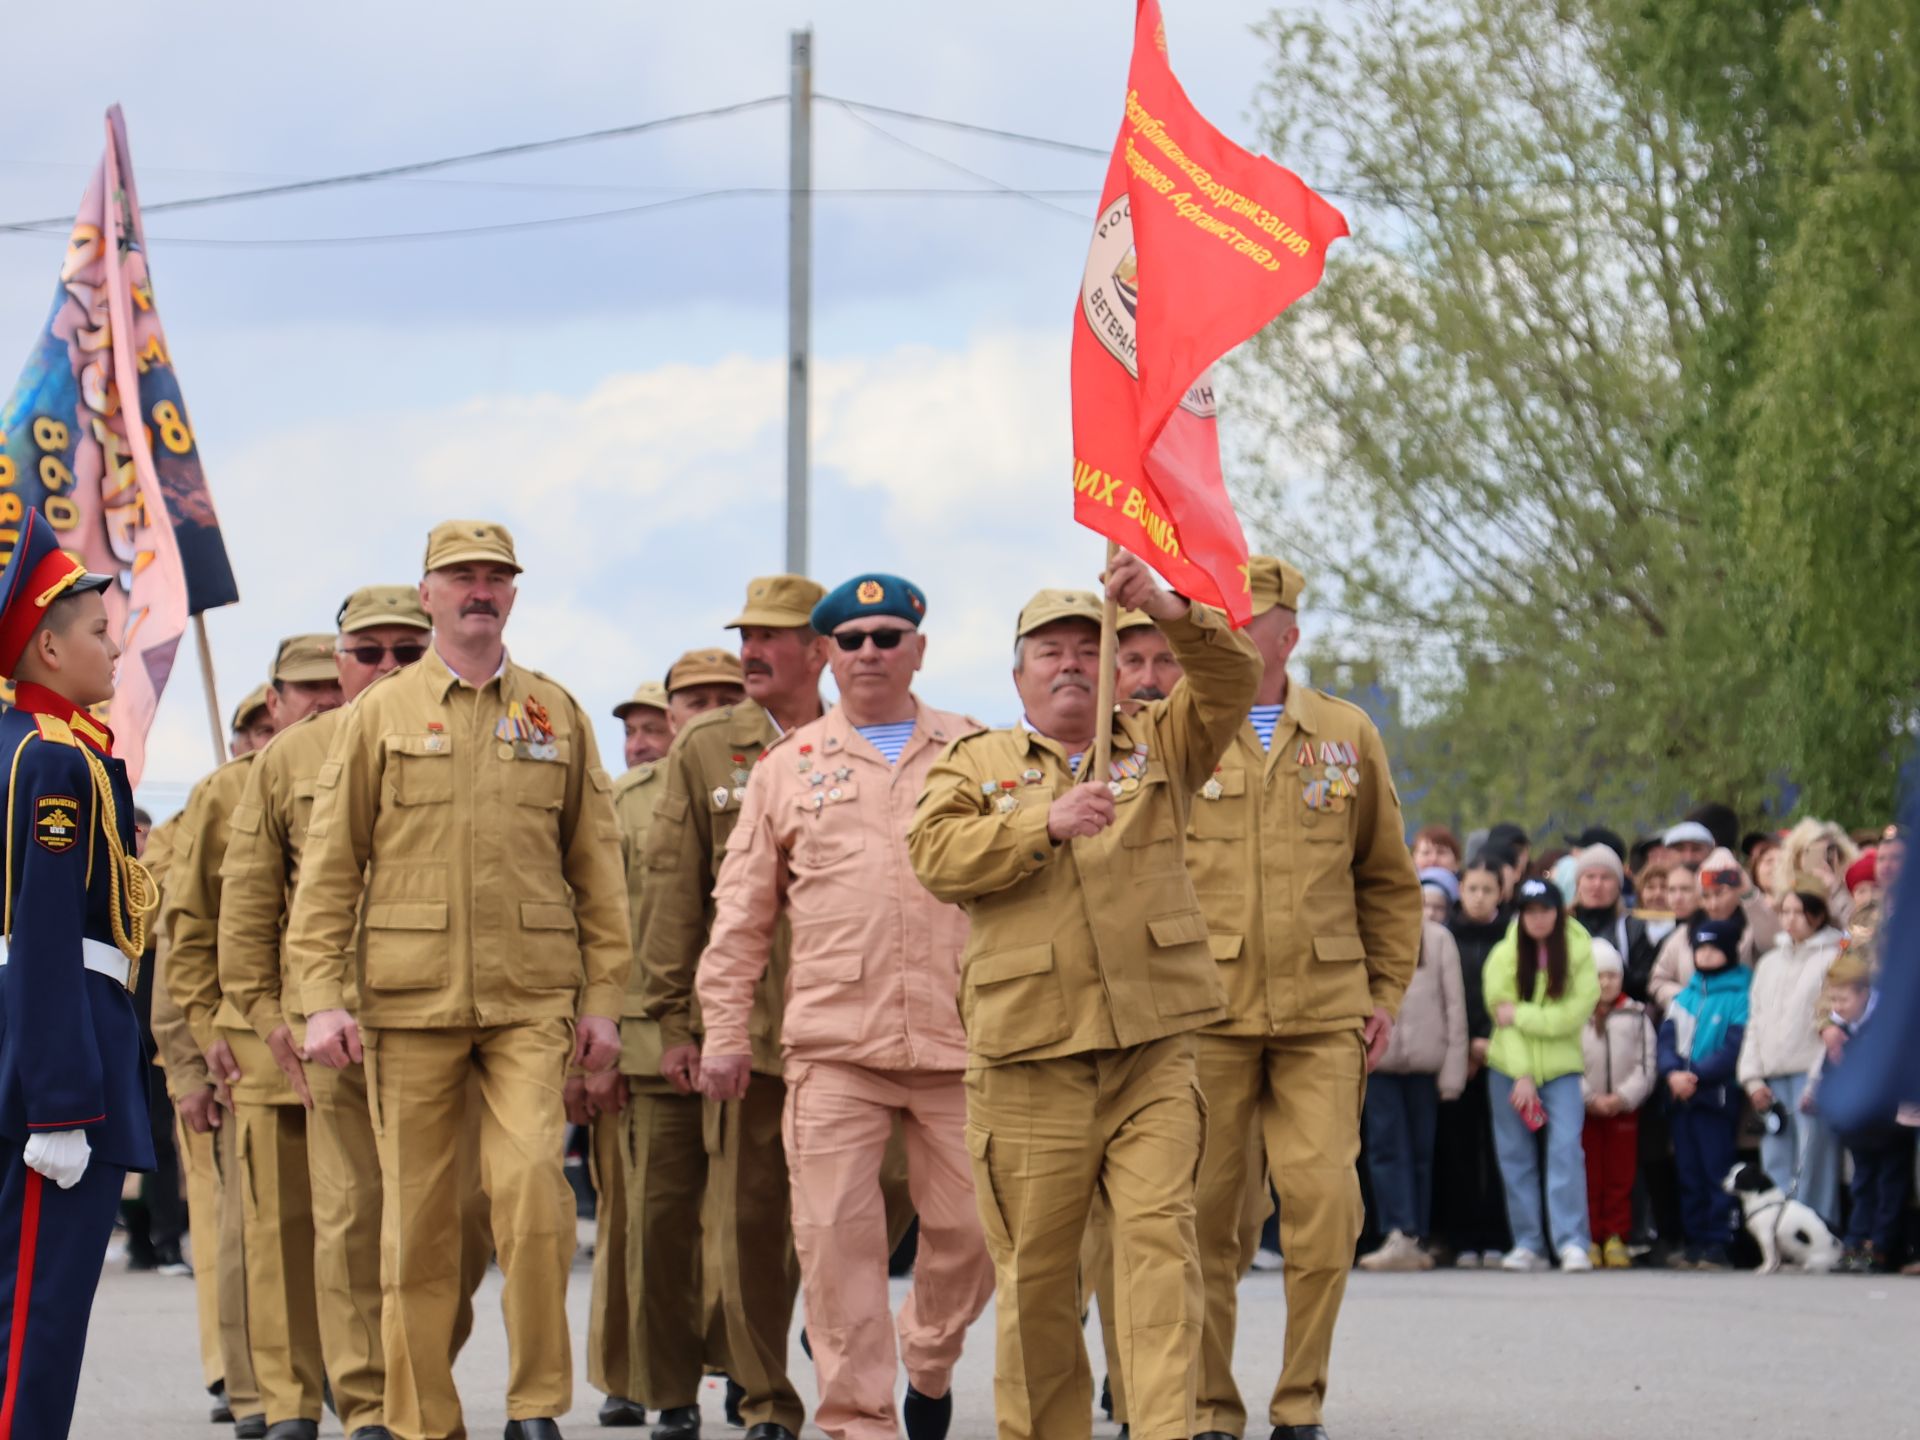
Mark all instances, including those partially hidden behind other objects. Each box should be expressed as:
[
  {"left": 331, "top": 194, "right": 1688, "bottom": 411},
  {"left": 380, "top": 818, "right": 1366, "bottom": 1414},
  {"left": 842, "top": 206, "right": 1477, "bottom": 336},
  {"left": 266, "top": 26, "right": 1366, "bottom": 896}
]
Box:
[{"left": 786, "top": 28, "right": 812, "bottom": 575}]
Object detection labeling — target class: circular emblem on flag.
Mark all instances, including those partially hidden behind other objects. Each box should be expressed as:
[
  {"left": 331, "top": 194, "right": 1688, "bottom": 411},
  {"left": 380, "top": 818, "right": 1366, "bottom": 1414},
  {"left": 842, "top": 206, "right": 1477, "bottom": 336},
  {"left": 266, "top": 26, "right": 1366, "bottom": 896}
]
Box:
[{"left": 1079, "top": 194, "right": 1216, "bottom": 418}]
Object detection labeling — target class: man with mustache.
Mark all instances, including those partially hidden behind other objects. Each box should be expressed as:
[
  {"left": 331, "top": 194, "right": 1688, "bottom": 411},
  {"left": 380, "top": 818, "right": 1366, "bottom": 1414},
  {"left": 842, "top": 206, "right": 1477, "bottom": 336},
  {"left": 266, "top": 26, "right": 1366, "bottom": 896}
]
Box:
[
  {"left": 697, "top": 574, "right": 993, "bottom": 1440},
  {"left": 907, "top": 552, "right": 1260, "bottom": 1440},
  {"left": 636, "top": 576, "right": 829, "bottom": 1440},
  {"left": 290, "top": 521, "right": 629, "bottom": 1440},
  {"left": 218, "top": 586, "right": 493, "bottom": 1440},
  {"left": 1114, "top": 609, "right": 1184, "bottom": 704}
]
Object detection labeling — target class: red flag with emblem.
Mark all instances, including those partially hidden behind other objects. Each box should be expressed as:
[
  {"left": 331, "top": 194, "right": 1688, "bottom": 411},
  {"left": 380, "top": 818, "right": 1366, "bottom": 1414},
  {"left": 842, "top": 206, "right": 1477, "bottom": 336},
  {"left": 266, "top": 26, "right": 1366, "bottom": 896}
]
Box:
[{"left": 1070, "top": 0, "right": 1347, "bottom": 626}]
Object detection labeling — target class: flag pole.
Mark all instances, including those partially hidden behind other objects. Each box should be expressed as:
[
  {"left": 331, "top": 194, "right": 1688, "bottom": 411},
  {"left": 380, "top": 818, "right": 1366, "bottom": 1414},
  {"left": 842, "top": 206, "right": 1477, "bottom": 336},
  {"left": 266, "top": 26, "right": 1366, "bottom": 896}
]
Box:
[
  {"left": 1088, "top": 539, "right": 1120, "bottom": 786},
  {"left": 192, "top": 614, "right": 226, "bottom": 766}
]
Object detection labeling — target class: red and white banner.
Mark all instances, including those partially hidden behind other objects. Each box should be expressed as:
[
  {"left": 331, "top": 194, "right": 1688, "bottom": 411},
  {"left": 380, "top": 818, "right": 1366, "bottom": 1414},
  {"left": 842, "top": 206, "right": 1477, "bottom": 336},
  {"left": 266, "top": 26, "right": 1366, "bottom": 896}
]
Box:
[{"left": 1071, "top": 0, "right": 1347, "bottom": 625}]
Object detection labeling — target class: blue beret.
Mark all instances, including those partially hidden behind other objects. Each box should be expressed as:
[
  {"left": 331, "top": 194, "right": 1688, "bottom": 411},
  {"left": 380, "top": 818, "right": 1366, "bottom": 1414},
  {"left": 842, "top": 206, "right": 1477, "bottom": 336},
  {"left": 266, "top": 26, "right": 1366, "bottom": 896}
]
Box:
[{"left": 810, "top": 573, "right": 927, "bottom": 633}]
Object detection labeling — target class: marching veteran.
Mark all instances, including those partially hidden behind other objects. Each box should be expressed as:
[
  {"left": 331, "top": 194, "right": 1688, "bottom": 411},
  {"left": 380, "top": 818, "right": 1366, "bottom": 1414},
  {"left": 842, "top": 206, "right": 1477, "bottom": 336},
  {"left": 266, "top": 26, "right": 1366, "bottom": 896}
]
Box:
[
  {"left": 219, "top": 586, "right": 489, "bottom": 1440},
  {"left": 698, "top": 575, "right": 993, "bottom": 1440},
  {"left": 906, "top": 550, "right": 1260, "bottom": 1440},
  {"left": 638, "top": 575, "right": 830, "bottom": 1440},
  {"left": 1185, "top": 557, "right": 1421, "bottom": 1440},
  {"left": 607, "top": 651, "right": 744, "bottom": 1437},
  {"left": 0, "top": 511, "right": 157, "bottom": 1439},
  {"left": 168, "top": 632, "right": 344, "bottom": 1440},
  {"left": 288, "top": 521, "right": 630, "bottom": 1440}
]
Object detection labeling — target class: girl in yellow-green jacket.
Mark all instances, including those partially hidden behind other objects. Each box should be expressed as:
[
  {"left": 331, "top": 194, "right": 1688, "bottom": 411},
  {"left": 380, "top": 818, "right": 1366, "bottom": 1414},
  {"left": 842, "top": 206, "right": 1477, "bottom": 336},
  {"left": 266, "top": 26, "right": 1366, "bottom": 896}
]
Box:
[{"left": 1482, "top": 878, "right": 1602, "bottom": 1271}]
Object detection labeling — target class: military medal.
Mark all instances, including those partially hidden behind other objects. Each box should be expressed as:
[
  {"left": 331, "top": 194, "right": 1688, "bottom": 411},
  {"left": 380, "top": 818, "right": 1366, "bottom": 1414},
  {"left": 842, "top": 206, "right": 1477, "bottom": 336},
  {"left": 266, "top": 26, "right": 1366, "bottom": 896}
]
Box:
[
  {"left": 1022, "top": 768, "right": 1043, "bottom": 786},
  {"left": 810, "top": 771, "right": 826, "bottom": 787},
  {"left": 797, "top": 742, "right": 815, "bottom": 775},
  {"left": 1201, "top": 767, "right": 1224, "bottom": 802},
  {"left": 834, "top": 766, "right": 853, "bottom": 783},
  {"left": 1295, "top": 740, "right": 1314, "bottom": 768},
  {"left": 425, "top": 722, "right": 448, "bottom": 754},
  {"left": 828, "top": 787, "right": 844, "bottom": 802},
  {"left": 731, "top": 754, "right": 752, "bottom": 788},
  {"left": 1346, "top": 765, "right": 1361, "bottom": 786},
  {"left": 713, "top": 786, "right": 731, "bottom": 809}
]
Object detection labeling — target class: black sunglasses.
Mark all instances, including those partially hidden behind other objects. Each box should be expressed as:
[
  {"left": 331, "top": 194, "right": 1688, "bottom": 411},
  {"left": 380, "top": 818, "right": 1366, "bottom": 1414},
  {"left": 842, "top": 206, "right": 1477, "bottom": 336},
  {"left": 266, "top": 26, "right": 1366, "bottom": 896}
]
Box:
[
  {"left": 833, "top": 628, "right": 910, "bottom": 652},
  {"left": 342, "top": 641, "right": 428, "bottom": 666}
]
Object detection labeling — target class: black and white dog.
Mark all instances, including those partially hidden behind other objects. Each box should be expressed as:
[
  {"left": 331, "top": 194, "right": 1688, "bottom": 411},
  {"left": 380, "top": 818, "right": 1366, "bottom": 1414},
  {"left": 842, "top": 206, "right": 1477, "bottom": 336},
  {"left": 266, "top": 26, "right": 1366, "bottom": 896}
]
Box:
[{"left": 1723, "top": 1161, "right": 1843, "bottom": 1273}]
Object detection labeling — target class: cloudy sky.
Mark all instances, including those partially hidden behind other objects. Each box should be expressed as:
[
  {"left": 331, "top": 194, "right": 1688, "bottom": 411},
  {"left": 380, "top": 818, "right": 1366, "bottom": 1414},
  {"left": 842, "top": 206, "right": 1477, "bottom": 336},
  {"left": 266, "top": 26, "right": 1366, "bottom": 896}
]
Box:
[{"left": 0, "top": 1, "right": 1339, "bottom": 816}]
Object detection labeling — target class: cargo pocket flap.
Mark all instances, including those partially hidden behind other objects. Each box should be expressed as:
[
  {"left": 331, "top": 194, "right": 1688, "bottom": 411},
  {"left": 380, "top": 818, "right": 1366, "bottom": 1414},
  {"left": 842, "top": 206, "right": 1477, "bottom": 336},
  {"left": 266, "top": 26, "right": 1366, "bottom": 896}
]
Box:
[
  {"left": 1208, "top": 932, "right": 1245, "bottom": 961},
  {"left": 1147, "top": 912, "right": 1209, "bottom": 948},
  {"left": 794, "top": 952, "right": 863, "bottom": 988},
  {"left": 971, "top": 943, "right": 1054, "bottom": 985},
  {"left": 366, "top": 901, "right": 448, "bottom": 931},
  {"left": 1314, "top": 934, "right": 1367, "bottom": 962},
  {"left": 520, "top": 901, "right": 577, "bottom": 931}
]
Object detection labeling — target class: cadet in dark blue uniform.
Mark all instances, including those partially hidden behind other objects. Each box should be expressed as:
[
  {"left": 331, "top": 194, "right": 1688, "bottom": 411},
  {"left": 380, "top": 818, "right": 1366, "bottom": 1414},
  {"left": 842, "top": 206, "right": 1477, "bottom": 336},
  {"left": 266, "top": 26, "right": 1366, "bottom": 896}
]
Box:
[{"left": 0, "top": 509, "right": 157, "bottom": 1439}]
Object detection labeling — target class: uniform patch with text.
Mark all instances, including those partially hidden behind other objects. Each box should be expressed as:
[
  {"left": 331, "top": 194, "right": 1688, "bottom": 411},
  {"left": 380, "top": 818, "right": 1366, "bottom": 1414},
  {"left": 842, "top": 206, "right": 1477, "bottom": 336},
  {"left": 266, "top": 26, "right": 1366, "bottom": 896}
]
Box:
[{"left": 34, "top": 795, "right": 81, "bottom": 853}]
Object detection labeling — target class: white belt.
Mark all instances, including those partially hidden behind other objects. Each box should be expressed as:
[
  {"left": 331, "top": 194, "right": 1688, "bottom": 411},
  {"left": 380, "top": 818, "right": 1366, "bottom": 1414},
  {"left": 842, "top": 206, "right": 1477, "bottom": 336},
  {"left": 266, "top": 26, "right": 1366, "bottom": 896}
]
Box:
[{"left": 0, "top": 937, "right": 131, "bottom": 987}]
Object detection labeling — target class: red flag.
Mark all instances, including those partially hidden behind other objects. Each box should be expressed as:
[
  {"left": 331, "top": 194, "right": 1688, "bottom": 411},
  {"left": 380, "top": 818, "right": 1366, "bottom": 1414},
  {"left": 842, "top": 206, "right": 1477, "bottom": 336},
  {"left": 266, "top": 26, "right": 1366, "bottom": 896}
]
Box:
[{"left": 1071, "top": 0, "right": 1347, "bottom": 626}]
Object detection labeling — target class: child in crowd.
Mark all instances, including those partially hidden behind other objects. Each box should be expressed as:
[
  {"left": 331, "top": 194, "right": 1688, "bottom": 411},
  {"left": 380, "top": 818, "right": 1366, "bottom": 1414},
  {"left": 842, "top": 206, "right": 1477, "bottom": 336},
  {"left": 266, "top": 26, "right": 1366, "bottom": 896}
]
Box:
[
  {"left": 1483, "top": 878, "right": 1600, "bottom": 1272},
  {"left": 1814, "top": 953, "right": 1914, "bottom": 1273},
  {"left": 1419, "top": 866, "right": 1458, "bottom": 927},
  {"left": 1580, "top": 941, "right": 1656, "bottom": 1268},
  {"left": 1433, "top": 858, "right": 1513, "bottom": 1267},
  {"left": 1656, "top": 919, "right": 1750, "bottom": 1270},
  {"left": 1359, "top": 914, "right": 1469, "bottom": 1271}
]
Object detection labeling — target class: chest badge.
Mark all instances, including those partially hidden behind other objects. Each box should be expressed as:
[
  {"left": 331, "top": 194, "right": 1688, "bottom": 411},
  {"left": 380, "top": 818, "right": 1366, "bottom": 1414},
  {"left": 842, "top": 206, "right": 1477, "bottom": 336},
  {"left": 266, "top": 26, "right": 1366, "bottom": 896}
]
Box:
[
  {"left": 1201, "top": 767, "right": 1224, "bottom": 802},
  {"left": 33, "top": 794, "right": 80, "bottom": 853}
]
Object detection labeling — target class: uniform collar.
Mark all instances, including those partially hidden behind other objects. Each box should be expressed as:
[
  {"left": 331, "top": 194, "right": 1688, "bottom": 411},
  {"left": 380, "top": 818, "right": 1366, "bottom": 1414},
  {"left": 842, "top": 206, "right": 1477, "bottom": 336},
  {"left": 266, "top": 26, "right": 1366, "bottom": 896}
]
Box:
[
  {"left": 727, "top": 699, "right": 780, "bottom": 747},
  {"left": 423, "top": 643, "right": 511, "bottom": 701},
  {"left": 12, "top": 681, "right": 114, "bottom": 755},
  {"left": 1280, "top": 679, "right": 1322, "bottom": 736},
  {"left": 822, "top": 695, "right": 950, "bottom": 763}
]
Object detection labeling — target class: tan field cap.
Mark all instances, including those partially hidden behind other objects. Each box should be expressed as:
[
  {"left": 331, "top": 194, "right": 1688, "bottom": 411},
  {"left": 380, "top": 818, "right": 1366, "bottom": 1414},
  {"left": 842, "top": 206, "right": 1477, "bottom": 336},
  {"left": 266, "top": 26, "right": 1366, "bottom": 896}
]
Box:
[
  {"left": 727, "top": 574, "right": 826, "bottom": 629},
  {"left": 423, "top": 519, "right": 521, "bottom": 575},
  {"left": 271, "top": 633, "right": 340, "bottom": 685},
  {"left": 1116, "top": 607, "right": 1156, "bottom": 632},
  {"left": 1247, "top": 555, "right": 1305, "bottom": 615},
  {"left": 666, "top": 648, "right": 746, "bottom": 693},
  {"left": 230, "top": 682, "right": 271, "bottom": 733},
  {"left": 1016, "top": 589, "right": 1103, "bottom": 638},
  {"left": 613, "top": 680, "right": 671, "bottom": 719},
  {"left": 337, "top": 583, "right": 430, "bottom": 634}
]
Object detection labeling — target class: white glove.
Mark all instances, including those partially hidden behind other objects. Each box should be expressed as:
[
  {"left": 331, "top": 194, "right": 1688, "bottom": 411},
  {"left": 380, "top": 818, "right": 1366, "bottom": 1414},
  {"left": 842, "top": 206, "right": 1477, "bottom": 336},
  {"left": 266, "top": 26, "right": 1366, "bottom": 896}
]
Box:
[{"left": 23, "top": 1130, "right": 91, "bottom": 1190}]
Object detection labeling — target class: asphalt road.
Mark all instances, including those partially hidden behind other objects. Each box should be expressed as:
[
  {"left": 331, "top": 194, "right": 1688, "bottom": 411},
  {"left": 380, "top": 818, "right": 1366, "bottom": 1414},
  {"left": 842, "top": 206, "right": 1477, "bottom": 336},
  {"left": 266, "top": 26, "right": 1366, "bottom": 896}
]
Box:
[{"left": 79, "top": 1249, "right": 1919, "bottom": 1439}]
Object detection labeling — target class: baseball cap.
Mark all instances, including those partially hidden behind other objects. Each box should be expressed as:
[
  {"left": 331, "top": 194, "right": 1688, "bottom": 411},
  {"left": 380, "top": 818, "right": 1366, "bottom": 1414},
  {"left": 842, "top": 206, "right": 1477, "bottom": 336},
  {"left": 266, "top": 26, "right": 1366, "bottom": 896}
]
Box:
[
  {"left": 1016, "top": 589, "right": 1103, "bottom": 638},
  {"left": 423, "top": 520, "right": 521, "bottom": 575},
  {"left": 665, "top": 648, "right": 745, "bottom": 694},
  {"left": 337, "top": 584, "right": 430, "bottom": 634},
  {"left": 612, "top": 680, "right": 670, "bottom": 720},
  {"left": 271, "top": 634, "right": 340, "bottom": 685},
  {"left": 728, "top": 575, "right": 826, "bottom": 630}
]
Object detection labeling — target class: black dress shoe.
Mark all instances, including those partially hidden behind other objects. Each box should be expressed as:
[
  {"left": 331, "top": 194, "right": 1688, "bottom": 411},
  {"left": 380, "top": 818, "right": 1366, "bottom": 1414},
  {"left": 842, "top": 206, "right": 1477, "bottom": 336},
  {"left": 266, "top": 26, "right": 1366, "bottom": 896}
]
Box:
[
  {"left": 234, "top": 1417, "right": 267, "bottom": 1440},
  {"left": 599, "top": 1396, "right": 647, "bottom": 1427},
  {"left": 1272, "top": 1426, "right": 1331, "bottom": 1440},
  {"left": 743, "top": 1427, "right": 797, "bottom": 1440},
  {"left": 264, "top": 1423, "right": 318, "bottom": 1440},
  {"left": 723, "top": 1380, "right": 744, "bottom": 1427},
  {"left": 903, "top": 1385, "right": 951, "bottom": 1440},
  {"left": 208, "top": 1383, "right": 233, "bottom": 1424},
  {"left": 650, "top": 1405, "right": 699, "bottom": 1439},
  {"left": 349, "top": 1429, "right": 395, "bottom": 1440},
  {"left": 505, "top": 1422, "right": 565, "bottom": 1440}
]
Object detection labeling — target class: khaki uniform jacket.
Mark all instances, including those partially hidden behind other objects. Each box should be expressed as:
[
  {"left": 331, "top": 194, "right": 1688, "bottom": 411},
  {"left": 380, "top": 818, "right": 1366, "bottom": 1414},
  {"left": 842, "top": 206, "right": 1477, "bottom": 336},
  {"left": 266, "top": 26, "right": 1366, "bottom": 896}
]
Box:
[
  {"left": 145, "top": 817, "right": 208, "bottom": 1098},
  {"left": 637, "top": 701, "right": 795, "bottom": 1077},
  {"left": 906, "top": 605, "right": 1259, "bottom": 1067},
  {"left": 614, "top": 762, "right": 667, "bottom": 1077},
  {"left": 285, "top": 648, "right": 629, "bottom": 1029},
  {"left": 218, "top": 707, "right": 348, "bottom": 1044},
  {"left": 698, "top": 699, "right": 980, "bottom": 1070},
  {"left": 1185, "top": 683, "right": 1420, "bottom": 1037},
  {"left": 162, "top": 753, "right": 297, "bottom": 1105}
]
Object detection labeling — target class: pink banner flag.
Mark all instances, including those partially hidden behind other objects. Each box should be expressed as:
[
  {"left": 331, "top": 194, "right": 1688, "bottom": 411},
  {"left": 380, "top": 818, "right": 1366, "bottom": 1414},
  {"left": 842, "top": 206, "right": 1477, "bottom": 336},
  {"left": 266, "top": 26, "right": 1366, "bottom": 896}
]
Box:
[{"left": 1, "top": 106, "right": 238, "bottom": 784}]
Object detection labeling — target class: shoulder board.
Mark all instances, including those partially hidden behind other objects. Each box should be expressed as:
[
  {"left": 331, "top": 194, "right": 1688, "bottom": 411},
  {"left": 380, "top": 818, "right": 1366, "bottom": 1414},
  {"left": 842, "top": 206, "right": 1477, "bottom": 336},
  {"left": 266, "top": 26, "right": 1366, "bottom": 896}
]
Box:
[
  {"left": 31, "top": 714, "right": 76, "bottom": 746},
  {"left": 1306, "top": 686, "right": 1377, "bottom": 730}
]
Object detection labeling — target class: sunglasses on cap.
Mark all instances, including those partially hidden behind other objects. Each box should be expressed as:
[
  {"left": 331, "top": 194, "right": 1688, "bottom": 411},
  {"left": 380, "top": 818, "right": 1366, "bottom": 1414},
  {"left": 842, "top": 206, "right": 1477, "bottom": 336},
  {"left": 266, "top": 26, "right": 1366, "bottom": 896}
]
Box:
[
  {"left": 340, "top": 640, "right": 428, "bottom": 667},
  {"left": 833, "top": 627, "right": 911, "bottom": 652}
]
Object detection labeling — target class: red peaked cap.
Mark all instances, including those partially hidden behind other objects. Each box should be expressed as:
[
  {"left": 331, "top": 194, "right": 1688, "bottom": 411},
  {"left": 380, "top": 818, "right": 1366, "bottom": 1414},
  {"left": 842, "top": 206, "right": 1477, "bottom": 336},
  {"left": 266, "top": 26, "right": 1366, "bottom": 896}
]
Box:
[{"left": 0, "top": 509, "right": 112, "bottom": 679}]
